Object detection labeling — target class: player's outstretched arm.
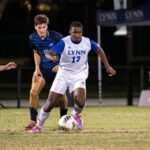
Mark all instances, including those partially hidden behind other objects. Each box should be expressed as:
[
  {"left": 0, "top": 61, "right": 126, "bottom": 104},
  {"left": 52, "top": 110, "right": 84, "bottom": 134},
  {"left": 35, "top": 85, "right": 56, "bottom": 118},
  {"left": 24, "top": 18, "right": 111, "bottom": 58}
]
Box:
[
  {"left": 0, "top": 62, "right": 17, "bottom": 71},
  {"left": 97, "top": 48, "right": 116, "bottom": 76},
  {"left": 45, "top": 50, "right": 59, "bottom": 62}
]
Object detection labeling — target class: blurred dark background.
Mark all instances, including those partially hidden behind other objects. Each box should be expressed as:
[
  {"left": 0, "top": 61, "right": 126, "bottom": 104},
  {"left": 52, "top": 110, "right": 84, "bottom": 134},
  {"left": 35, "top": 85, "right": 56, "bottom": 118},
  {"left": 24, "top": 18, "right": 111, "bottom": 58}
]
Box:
[
  {"left": 0, "top": 0, "right": 150, "bottom": 65},
  {"left": 0, "top": 0, "right": 150, "bottom": 105}
]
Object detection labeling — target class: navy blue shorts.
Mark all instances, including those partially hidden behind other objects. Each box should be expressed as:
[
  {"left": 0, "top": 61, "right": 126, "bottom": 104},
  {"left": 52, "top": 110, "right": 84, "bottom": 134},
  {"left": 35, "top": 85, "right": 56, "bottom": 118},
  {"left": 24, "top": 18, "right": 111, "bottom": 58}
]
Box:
[{"left": 41, "top": 69, "right": 56, "bottom": 82}]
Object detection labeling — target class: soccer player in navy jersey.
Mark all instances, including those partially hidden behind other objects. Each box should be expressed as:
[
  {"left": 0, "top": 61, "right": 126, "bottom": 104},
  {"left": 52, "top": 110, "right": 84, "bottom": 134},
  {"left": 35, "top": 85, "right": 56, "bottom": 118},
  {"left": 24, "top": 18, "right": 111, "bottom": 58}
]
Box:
[
  {"left": 31, "top": 21, "right": 116, "bottom": 133},
  {"left": 0, "top": 62, "right": 17, "bottom": 71},
  {"left": 25, "top": 14, "right": 68, "bottom": 130}
]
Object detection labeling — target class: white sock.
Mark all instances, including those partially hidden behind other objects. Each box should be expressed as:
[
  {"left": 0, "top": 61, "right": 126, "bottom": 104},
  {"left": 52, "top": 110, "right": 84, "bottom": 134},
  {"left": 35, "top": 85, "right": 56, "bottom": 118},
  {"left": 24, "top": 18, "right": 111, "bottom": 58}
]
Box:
[
  {"left": 71, "top": 104, "right": 85, "bottom": 116},
  {"left": 71, "top": 109, "right": 77, "bottom": 116},
  {"left": 37, "top": 107, "right": 49, "bottom": 127}
]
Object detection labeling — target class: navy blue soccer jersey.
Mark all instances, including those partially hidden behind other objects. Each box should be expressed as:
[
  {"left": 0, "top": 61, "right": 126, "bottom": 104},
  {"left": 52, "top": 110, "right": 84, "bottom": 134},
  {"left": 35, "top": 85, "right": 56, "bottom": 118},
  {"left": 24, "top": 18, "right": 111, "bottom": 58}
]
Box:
[{"left": 29, "top": 30, "right": 63, "bottom": 80}]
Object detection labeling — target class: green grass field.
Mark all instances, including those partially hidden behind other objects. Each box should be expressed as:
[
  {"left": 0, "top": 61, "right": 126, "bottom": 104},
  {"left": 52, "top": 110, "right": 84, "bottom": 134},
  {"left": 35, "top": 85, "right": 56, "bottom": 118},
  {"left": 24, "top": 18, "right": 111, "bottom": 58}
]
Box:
[{"left": 0, "top": 106, "right": 150, "bottom": 150}]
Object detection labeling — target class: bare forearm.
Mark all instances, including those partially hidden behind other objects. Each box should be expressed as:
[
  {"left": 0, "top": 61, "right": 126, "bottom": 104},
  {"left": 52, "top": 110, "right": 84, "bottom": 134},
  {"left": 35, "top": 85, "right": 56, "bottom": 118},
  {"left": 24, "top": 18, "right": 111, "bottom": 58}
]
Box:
[
  {"left": 97, "top": 48, "right": 116, "bottom": 76},
  {"left": 0, "top": 65, "right": 6, "bottom": 71},
  {"left": 45, "top": 50, "right": 58, "bottom": 62},
  {"left": 0, "top": 62, "right": 17, "bottom": 71},
  {"left": 33, "top": 50, "right": 41, "bottom": 71},
  {"left": 98, "top": 48, "right": 110, "bottom": 69}
]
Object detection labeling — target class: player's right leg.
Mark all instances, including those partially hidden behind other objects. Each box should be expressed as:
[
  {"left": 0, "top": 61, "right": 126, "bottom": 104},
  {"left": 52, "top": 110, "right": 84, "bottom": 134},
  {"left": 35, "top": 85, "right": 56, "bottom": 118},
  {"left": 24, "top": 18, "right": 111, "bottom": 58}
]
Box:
[
  {"left": 25, "top": 75, "right": 46, "bottom": 130},
  {"left": 31, "top": 71, "right": 67, "bottom": 133},
  {"left": 31, "top": 91, "right": 62, "bottom": 133}
]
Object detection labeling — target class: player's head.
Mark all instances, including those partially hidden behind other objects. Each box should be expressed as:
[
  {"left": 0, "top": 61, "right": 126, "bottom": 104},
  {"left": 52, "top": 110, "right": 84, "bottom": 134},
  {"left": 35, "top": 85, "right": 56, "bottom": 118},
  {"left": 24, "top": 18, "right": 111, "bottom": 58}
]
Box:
[
  {"left": 69, "top": 21, "right": 83, "bottom": 43},
  {"left": 34, "top": 14, "right": 49, "bottom": 38}
]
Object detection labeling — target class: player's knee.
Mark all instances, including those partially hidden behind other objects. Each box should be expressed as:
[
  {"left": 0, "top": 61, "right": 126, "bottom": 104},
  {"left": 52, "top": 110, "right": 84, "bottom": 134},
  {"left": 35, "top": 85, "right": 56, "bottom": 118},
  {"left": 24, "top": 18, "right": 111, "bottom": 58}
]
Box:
[{"left": 30, "top": 89, "right": 38, "bottom": 98}]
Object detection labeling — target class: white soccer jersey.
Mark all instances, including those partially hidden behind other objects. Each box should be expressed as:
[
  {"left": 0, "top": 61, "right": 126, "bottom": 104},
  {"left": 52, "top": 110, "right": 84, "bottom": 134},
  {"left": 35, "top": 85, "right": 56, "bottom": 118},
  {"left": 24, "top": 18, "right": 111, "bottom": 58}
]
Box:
[
  {"left": 52, "top": 35, "right": 100, "bottom": 73},
  {"left": 50, "top": 35, "right": 101, "bottom": 94}
]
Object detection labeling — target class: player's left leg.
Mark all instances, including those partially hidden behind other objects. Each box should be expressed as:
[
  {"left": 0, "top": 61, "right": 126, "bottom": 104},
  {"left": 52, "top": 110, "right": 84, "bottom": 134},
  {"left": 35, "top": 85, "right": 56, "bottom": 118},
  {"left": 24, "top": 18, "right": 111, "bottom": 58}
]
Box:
[{"left": 59, "top": 95, "right": 68, "bottom": 117}]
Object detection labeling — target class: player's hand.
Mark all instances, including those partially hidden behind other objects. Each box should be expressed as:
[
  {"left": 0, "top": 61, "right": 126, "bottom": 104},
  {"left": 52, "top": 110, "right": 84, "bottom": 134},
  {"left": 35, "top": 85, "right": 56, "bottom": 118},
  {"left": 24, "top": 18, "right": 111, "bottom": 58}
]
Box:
[
  {"left": 6, "top": 62, "right": 17, "bottom": 70},
  {"left": 105, "top": 66, "right": 116, "bottom": 77},
  {"left": 45, "top": 51, "right": 59, "bottom": 62},
  {"left": 45, "top": 54, "right": 59, "bottom": 62},
  {"left": 51, "top": 56, "right": 59, "bottom": 62},
  {"left": 52, "top": 65, "right": 59, "bottom": 73}
]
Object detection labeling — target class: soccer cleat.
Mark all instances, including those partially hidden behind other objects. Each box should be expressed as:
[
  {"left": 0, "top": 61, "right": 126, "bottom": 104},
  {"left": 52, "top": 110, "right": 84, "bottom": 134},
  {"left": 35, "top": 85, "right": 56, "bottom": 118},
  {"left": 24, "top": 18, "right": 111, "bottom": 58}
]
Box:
[
  {"left": 71, "top": 114, "right": 83, "bottom": 129},
  {"left": 25, "top": 121, "right": 36, "bottom": 130},
  {"left": 31, "top": 125, "right": 42, "bottom": 133}
]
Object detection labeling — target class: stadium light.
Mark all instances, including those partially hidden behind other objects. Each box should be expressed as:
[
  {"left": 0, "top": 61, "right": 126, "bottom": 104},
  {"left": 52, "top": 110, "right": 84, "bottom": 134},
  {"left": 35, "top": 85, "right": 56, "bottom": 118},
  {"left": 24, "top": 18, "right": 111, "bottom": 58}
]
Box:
[
  {"left": 114, "top": 25, "right": 127, "bottom": 36},
  {"left": 113, "top": 0, "right": 127, "bottom": 36}
]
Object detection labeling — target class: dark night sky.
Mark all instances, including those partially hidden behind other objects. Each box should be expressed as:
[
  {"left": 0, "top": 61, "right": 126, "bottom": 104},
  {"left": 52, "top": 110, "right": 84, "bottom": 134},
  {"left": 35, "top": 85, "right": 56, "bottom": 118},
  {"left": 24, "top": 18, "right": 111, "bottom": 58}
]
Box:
[{"left": 0, "top": 0, "right": 150, "bottom": 66}]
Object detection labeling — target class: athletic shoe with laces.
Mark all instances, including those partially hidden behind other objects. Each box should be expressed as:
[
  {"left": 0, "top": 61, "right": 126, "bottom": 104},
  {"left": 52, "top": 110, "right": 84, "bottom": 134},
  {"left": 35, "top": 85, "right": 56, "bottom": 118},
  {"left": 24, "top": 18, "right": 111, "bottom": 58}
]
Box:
[
  {"left": 25, "top": 121, "right": 36, "bottom": 130},
  {"left": 31, "top": 125, "right": 42, "bottom": 133},
  {"left": 71, "top": 114, "right": 83, "bottom": 129}
]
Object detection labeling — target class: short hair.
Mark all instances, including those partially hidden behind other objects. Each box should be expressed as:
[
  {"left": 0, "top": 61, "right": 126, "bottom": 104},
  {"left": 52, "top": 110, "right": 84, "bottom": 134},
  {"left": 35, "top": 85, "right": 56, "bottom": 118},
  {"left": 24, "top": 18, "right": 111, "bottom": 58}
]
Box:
[
  {"left": 34, "top": 14, "right": 49, "bottom": 26},
  {"left": 69, "top": 21, "right": 83, "bottom": 29}
]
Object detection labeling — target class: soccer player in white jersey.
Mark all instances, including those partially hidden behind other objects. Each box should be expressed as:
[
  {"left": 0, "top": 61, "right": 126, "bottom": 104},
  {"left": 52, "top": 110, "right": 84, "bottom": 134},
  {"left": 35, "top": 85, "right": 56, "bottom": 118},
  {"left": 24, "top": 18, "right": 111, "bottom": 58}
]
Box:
[{"left": 31, "top": 21, "right": 116, "bottom": 133}]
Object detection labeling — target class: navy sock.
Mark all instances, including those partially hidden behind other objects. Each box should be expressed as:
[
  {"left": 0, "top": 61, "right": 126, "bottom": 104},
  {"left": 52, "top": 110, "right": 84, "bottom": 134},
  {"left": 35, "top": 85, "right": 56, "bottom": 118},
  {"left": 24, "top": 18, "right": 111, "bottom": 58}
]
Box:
[
  {"left": 60, "top": 108, "right": 68, "bottom": 117},
  {"left": 29, "top": 107, "right": 38, "bottom": 122}
]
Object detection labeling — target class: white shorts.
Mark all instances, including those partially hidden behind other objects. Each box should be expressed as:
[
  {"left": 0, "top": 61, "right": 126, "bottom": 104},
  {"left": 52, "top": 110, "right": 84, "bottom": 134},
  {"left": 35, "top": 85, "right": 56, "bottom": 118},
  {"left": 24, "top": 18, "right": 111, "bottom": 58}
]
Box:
[{"left": 50, "top": 67, "right": 88, "bottom": 94}]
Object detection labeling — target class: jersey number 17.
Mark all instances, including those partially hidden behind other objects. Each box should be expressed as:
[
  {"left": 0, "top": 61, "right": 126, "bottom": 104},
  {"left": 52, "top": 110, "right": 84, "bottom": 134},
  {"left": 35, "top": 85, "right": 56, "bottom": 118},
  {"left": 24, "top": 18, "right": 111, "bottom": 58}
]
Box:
[{"left": 72, "top": 56, "right": 81, "bottom": 63}]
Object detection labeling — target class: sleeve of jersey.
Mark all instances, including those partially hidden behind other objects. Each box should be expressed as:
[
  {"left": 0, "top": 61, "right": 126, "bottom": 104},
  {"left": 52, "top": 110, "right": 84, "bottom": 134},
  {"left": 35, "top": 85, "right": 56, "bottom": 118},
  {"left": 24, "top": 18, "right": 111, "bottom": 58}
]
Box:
[
  {"left": 90, "top": 39, "right": 101, "bottom": 52},
  {"left": 51, "top": 40, "right": 65, "bottom": 54},
  {"left": 55, "top": 33, "right": 63, "bottom": 42}
]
